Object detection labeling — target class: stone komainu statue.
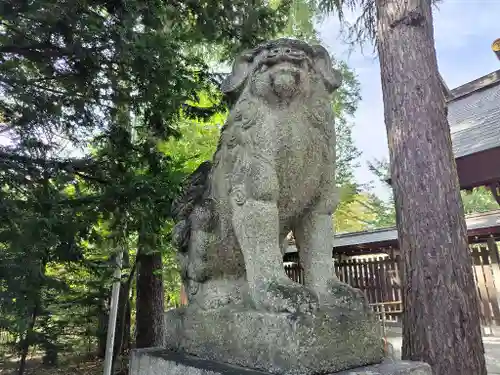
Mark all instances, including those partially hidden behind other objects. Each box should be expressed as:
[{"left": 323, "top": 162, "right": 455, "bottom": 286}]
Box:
[
  {"left": 166, "top": 39, "right": 383, "bottom": 375},
  {"left": 172, "top": 38, "right": 363, "bottom": 314}
]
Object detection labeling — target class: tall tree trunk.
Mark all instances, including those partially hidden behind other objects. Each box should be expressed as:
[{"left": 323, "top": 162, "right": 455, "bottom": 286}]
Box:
[
  {"left": 135, "top": 231, "right": 165, "bottom": 348},
  {"left": 18, "top": 258, "right": 47, "bottom": 375},
  {"left": 109, "top": 281, "right": 131, "bottom": 375},
  {"left": 113, "top": 282, "right": 129, "bottom": 356},
  {"left": 121, "top": 261, "right": 135, "bottom": 352},
  {"left": 110, "top": 259, "right": 136, "bottom": 374},
  {"left": 96, "top": 299, "right": 109, "bottom": 359},
  {"left": 18, "top": 301, "right": 39, "bottom": 375},
  {"left": 375, "top": 1, "right": 487, "bottom": 374}
]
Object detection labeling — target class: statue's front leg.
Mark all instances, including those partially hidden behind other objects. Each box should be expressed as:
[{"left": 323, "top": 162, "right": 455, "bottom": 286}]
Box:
[
  {"left": 294, "top": 200, "right": 367, "bottom": 311},
  {"left": 229, "top": 159, "right": 318, "bottom": 314}
]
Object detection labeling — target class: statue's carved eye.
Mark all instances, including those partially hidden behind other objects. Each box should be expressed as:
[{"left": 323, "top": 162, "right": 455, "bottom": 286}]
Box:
[
  {"left": 267, "top": 47, "right": 305, "bottom": 58},
  {"left": 268, "top": 48, "right": 280, "bottom": 58}
]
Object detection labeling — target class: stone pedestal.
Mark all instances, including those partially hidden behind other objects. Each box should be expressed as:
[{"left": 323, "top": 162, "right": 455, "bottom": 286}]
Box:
[
  {"left": 163, "top": 304, "right": 385, "bottom": 375},
  {"left": 129, "top": 348, "right": 432, "bottom": 375}
]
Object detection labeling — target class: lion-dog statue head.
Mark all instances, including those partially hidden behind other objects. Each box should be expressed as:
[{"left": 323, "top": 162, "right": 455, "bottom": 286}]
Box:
[{"left": 222, "top": 38, "right": 341, "bottom": 102}]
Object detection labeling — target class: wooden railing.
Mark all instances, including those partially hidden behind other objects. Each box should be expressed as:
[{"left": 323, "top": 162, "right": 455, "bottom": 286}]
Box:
[{"left": 284, "top": 238, "right": 500, "bottom": 325}]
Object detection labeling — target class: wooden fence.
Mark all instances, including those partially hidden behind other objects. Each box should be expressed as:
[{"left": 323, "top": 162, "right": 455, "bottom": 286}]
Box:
[
  {"left": 334, "top": 255, "right": 403, "bottom": 322},
  {"left": 284, "top": 239, "right": 500, "bottom": 325},
  {"left": 471, "top": 239, "right": 500, "bottom": 326}
]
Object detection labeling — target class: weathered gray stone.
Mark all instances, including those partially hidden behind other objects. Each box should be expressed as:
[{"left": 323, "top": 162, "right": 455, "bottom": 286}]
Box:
[
  {"left": 155, "top": 38, "right": 390, "bottom": 375},
  {"left": 163, "top": 304, "right": 384, "bottom": 375},
  {"left": 171, "top": 38, "right": 363, "bottom": 314},
  {"left": 129, "top": 348, "right": 431, "bottom": 375}
]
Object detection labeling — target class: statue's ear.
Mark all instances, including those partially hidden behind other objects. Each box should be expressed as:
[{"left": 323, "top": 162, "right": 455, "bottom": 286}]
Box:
[
  {"left": 221, "top": 51, "right": 256, "bottom": 95},
  {"left": 311, "top": 45, "right": 342, "bottom": 93}
]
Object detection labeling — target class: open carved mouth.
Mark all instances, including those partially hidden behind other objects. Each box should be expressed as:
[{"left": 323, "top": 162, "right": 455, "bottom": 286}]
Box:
[{"left": 275, "top": 62, "right": 301, "bottom": 74}]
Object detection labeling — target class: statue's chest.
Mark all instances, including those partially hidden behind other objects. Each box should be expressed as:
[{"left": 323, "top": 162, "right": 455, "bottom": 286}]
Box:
[
  {"left": 276, "top": 128, "right": 322, "bottom": 175},
  {"left": 244, "top": 115, "right": 326, "bottom": 216},
  {"left": 252, "top": 111, "right": 326, "bottom": 170}
]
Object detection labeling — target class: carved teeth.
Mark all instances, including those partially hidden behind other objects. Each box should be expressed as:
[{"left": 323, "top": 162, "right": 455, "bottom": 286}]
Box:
[{"left": 277, "top": 64, "right": 300, "bottom": 74}]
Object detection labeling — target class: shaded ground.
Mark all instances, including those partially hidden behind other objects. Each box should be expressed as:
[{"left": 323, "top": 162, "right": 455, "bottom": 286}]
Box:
[
  {"left": 385, "top": 326, "right": 500, "bottom": 375},
  {"left": 0, "top": 354, "right": 128, "bottom": 375}
]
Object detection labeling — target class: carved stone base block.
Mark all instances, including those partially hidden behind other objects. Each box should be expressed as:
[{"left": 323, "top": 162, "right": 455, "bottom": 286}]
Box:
[
  {"left": 163, "top": 305, "right": 385, "bottom": 375},
  {"left": 129, "top": 348, "right": 432, "bottom": 375}
]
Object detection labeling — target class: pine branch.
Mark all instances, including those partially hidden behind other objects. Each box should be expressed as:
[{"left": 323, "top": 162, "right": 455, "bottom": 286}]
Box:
[{"left": 0, "top": 151, "right": 109, "bottom": 183}]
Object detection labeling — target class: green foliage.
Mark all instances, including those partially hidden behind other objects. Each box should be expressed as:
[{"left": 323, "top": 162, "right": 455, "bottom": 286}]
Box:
[
  {"left": 0, "top": 0, "right": 411, "bottom": 367},
  {"left": 361, "top": 158, "right": 500, "bottom": 232},
  {"left": 0, "top": 0, "right": 292, "bottom": 368},
  {"left": 334, "top": 191, "right": 394, "bottom": 232},
  {"left": 278, "top": 0, "right": 320, "bottom": 43},
  {"left": 461, "top": 187, "right": 499, "bottom": 215},
  {"left": 0, "top": 174, "right": 102, "bottom": 361},
  {"left": 0, "top": 0, "right": 291, "bottom": 145},
  {"left": 333, "top": 61, "right": 362, "bottom": 188}
]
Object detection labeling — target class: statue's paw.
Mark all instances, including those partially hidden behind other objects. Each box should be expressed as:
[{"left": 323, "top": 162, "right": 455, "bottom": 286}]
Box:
[
  {"left": 322, "top": 280, "right": 368, "bottom": 311},
  {"left": 255, "top": 278, "right": 319, "bottom": 314}
]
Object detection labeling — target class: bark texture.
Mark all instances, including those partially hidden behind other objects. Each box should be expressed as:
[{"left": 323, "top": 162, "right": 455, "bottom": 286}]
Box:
[
  {"left": 375, "top": 0, "right": 487, "bottom": 374},
  {"left": 135, "top": 232, "right": 165, "bottom": 348},
  {"left": 113, "top": 281, "right": 131, "bottom": 355},
  {"left": 96, "top": 300, "right": 109, "bottom": 358}
]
